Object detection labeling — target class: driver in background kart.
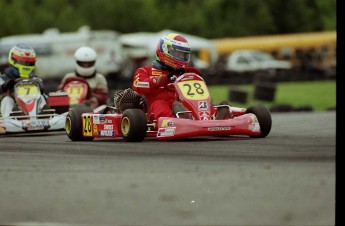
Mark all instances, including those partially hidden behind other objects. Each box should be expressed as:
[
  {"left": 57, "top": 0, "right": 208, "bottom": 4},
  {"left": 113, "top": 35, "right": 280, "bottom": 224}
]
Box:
[
  {"left": 0, "top": 43, "right": 47, "bottom": 117},
  {"left": 132, "top": 33, "right": 202, "bottom": 121},
  {"left": 58, "top": 46, "right": 109, "bottom": 109}
]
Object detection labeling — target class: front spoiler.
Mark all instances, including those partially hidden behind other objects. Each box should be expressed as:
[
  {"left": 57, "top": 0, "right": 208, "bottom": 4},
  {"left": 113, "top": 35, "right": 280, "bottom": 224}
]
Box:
[
  {"left": 0, "top": 113, "right": 66, "bottom": 134},
  {"left": 155, "top": 113, "right": 261, "bottom": 141}
]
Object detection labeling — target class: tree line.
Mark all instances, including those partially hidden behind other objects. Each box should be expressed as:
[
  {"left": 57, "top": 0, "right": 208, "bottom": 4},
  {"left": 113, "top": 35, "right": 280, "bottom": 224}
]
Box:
[{"left": 0, "top": 0, "right": 336, "bottom": 39}]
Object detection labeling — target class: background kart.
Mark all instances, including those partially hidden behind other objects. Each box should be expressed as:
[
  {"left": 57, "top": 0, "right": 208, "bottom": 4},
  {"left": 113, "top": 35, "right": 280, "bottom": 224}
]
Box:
[
  {"left": 0, "top": 78, "right": 66, "bottom": 134},
  {"left": 65, "top": 71, "right": 272, "bottom": 142},
  {"left": 47, "top": 76, "right": 94, "bottom": 114}
]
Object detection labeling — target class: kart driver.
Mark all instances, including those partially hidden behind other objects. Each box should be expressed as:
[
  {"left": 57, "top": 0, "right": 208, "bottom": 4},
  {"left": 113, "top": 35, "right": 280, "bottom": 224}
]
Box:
[
  {"left": 0, "top": 43, "right": 47, "bottom": 117},
  {"left": 132, "top": 33, "right": 202, "bottom": 121},
  {"left": 58, "top": 46, "right": 109, "bottom": 108}
]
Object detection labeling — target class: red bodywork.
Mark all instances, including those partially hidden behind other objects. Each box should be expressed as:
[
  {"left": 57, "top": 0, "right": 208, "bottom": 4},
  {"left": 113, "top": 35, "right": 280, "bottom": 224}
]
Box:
[
  {"left": 79, "top": 111, "right": 260, "bottom": 140},
  {"left": 48, "top": 77, "right": 91, "bottom": 108}
]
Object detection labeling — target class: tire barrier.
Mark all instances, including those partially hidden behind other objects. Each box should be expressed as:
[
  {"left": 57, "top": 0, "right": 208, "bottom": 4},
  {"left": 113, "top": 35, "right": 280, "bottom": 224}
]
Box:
[
  {"left": 269, "top": 104, "right": 314, "bottom": 112},
  {"left": 294, "top": 105, "right": 313, "bottom": 112},
  {"left": 228, "top": 86, "right": 248, "bottom": 104},
  {"left": 254, "top": 82, "right": 276, "bottom": 102},
  {"left": 269, "top": 104, "right": 294, "bottom": 112}
]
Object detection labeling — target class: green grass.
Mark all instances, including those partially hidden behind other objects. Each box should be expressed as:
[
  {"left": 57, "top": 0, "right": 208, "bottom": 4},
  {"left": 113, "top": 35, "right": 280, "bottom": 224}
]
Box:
[{"left": 209, "top": 80, "right": 336, "bottom": 111}]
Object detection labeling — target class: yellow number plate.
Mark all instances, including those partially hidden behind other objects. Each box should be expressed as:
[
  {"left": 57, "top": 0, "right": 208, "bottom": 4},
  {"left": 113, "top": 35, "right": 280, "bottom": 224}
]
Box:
[
  {"left": 17, "top": 84, "right": 39, "bottom": 96},
  {"left": 66, "top": 85, "right": 86, "bottom": 105},
  {"left": 177, "top": 80, "right": 209, "bottom": 100}
]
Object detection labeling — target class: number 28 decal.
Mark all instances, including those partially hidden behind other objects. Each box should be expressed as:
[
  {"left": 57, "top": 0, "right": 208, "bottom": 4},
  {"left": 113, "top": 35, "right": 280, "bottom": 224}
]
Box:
[
  {"left": 82, "top": 114, "right": 92, "bottom": 136},
  {"left": 177, "top": 80, "right": 209, "bottom": 100}
]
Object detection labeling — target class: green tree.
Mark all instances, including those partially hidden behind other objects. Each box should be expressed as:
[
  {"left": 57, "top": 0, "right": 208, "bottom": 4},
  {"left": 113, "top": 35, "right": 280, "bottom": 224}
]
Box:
[
  {"left": 266, "top": 0, "right": 336, "bottom": 33},
  {"left": 0, "top": 0, "right": 337, "bottom": 38}
]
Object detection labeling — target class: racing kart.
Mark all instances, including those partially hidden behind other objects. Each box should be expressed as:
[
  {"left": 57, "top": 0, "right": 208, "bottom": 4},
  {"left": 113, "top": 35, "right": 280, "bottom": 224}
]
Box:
[
  {"left": 47, "top": 77, "right": 93, "bottom": 114},
  {"left": 0, "top": 78, "right": 66, "bottom": 134},
  {"left": 65, "top": 70, "right": 272, "bottom": 142}
]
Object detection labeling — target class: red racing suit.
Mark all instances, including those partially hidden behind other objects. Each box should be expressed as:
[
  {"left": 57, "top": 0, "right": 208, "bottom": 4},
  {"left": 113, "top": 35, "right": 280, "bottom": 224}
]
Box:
[{"left": 132, "top": 64, "right": 201, "bottom": 121}]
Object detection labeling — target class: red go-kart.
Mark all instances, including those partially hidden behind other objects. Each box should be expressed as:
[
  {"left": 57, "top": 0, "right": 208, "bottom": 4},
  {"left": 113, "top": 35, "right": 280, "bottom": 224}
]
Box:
[
  {"left": 47, "top": 77, "right": 94, "bottom": 114},
  {"left": 65, "top": 72, "right": 272, "bottom": 142}
]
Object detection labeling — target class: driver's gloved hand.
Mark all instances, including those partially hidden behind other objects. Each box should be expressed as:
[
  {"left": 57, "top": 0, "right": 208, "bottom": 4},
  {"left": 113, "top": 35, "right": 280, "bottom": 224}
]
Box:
[
  {"left": 153, "top": 68, "right": 187, "bottom": 87},
  {"left": 169, "top": 75, "right": 177, "bottom": 82},
  {"left": 153, "top": 74, "right": 169, "bottom": 87},
  {"left": 167, "top": 68, "right": 185, "bottom": 79}
]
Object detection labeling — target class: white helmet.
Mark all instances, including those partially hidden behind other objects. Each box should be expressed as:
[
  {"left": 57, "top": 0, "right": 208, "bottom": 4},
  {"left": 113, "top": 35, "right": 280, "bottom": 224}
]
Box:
[{"left": 74, "top": 46, "right": 97, "bottom": 77}]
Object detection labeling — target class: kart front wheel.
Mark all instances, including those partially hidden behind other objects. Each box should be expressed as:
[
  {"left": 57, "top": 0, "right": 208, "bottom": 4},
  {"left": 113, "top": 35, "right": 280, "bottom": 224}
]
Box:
[
  {"left": 121, "top": 109, "right": 147, "bottom": 142},
  {"left": 65, "top": 105, "right": 94, "bottom": 141},
  {"left": 246, "top": 105, "right": 272, "bottom": 138}
]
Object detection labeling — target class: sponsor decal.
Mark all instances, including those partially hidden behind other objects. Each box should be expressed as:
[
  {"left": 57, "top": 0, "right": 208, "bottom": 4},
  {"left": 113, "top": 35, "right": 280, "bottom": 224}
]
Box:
[
  {"left": 104, "top": 124, "right": 113, "bottom": 130},
  {"left": 99, "top": 130, "right": 114, "bottom": 136},
  {"left": 180, "top": 75, "right": 196, "bottom": 81},
  {"left": 249, "top": 115, "right": 259, "bottom": 123},
  {"left": 161, "top": 119, "right": 174, "bottom": 127},
  {"left": 248, "top": 115, "right": 260, "bottom": 131},
  {"left": 133, "top": 76, "right": 139, "bottom": 87},
  {"left": 157, "top": 127, "right": 175, "bottom": 137},
  {"left": 152, "top": 71, "right": 162, "bottom": 75},
  {"left": 136, "top": 81, "right": 150, "bottom": 88},
  {"left": 134, "top": 74, "right": 150, "bottom": 88},
  {"left": 93, "top": 115, "right": 100, "bottom": 124},
  {"left": 48, "top": 91, "right": 68, "bottom": 96},
  {"left": 198, "top": 111, "right": 210, "bottom": 120},
  {"left": 25, "top": 120, "right": 49, "bottom": 131},
  {"left": 93, "top": 124, "right": 98, "bottom": 135},
  {"left": 198, "top": 101, "right": 208, "bottom": 110},
  {"left": 251, "top": 122, "right": 260, "bottom": 132},
  {"left": 99, "top": 115, "right": 106, "bottom": 123},
  {"left": 208, "top": 126, "right": 231, "bottom": 131}
]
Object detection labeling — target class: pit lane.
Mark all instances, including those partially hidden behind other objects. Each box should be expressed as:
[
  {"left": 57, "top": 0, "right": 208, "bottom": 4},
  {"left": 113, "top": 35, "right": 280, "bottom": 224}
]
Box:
[{"left": 0, "top": 111, "right": 336, "bottom": 225}]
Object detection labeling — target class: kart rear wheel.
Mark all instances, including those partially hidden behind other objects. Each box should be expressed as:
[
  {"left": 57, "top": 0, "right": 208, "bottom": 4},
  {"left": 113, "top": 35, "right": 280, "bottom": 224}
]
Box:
[
  {"left": 121, "top": 109, "right": 147, "bottom": 142},
  {"left": 65, "top": 105, "right": 94, "bottom": 141},
  {"left": 246, "top": 105, "right": 272, "bottom": 138}
]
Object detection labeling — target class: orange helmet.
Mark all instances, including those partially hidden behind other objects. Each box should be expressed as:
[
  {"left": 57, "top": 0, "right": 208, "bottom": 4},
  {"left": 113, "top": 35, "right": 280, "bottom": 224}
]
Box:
[{"left": 156, "top": 33, "right": 191, "bottom": 70}]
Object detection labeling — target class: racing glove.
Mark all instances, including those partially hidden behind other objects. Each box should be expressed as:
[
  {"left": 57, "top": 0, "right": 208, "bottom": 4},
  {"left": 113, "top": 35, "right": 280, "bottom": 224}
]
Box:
[
  {"left": 164, "top": 68, "right": 186, "bottom": 84},
  {"left": 155, "top": 73, "right": 180, "bottom": 85},
  {"left": 153, "top": 67, "right": 196, "bottom": 87},
  {"left": 167, "top": 68, "right": 185, "bottom": 79},
  {"left": 153, "top": 74, "right": 169, "bottom": 87}
]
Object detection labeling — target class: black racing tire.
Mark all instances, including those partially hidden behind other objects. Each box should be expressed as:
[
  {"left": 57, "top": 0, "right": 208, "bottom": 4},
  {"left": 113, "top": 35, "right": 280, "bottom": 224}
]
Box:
[
  {"left": 245, "top": 105, "right": 272, "bottom": 138},
  {"left": 121, "top": 109, "right": 147, "bottom": 142},
  {"left": 65, "top": 105, "right": 94, "bottom": 141}
]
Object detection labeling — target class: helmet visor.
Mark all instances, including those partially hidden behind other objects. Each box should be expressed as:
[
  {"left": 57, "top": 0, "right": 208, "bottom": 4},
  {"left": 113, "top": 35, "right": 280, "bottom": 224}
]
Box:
[
  {"left": 77, "top": 61, "right": 95, "bottom": 68},
  {"left": 168, "top": 45, "right": 190, "bottom": 62},
  {"left": 11, "top": 54, "right": 36, "bottom": 66},
  {"left": 16, "top": 60, "right": 35, "bottom": 66}
]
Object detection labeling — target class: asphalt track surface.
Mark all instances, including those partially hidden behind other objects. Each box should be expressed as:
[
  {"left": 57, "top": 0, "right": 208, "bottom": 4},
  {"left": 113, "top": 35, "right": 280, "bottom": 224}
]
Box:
[{"left": 0, "top": 111, "right": 336, "bottom": 226}]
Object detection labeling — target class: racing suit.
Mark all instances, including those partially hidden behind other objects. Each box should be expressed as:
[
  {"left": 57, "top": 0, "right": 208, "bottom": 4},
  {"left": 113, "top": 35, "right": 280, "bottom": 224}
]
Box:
[
  {"left": 58, "top": 72, "right": 109, "bottom": 106},
  {"left": 0, "top": 67, "right": 46, "bottom": 117},
  {"left": 132, "top": 61, "right": 201, "bottom": 121}
]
